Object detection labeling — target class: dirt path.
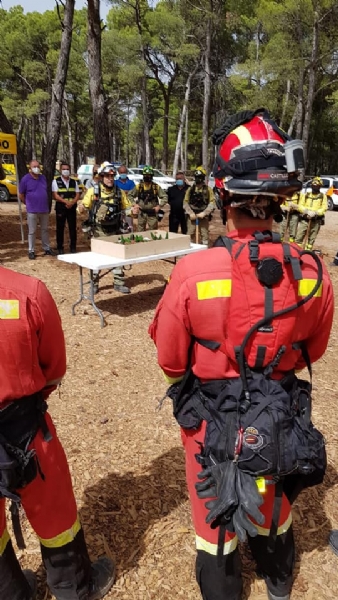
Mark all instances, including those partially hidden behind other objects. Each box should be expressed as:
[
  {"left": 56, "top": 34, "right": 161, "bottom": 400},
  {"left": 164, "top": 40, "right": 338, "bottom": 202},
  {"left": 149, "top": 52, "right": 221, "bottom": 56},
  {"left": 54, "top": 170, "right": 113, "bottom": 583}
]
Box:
[{"left": 1, "top": 201, "right": 338, "bottom": 600}]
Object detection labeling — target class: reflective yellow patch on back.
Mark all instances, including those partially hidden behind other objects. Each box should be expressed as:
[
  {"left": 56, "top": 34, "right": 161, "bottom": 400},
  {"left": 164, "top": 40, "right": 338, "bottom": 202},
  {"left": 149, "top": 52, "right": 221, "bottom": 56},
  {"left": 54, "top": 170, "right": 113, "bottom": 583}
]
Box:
[
  {"left": 0, "top": 299, "right": 19, "bottom": 319},
  {"left": 232, "top": 125, "right": 253, "bottom": 145},
  {"left": 196, "top": 280, "right": 232, "bottom": 300},
  {"left": 298, "top": 279, "right": 322, "bottom": 298}
]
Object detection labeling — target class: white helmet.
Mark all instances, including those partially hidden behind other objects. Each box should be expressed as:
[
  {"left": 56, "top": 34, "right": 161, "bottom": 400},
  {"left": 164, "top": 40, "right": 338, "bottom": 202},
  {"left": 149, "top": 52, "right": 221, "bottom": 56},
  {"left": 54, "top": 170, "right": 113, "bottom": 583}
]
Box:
[{"left": 98, "top": 161, "right": 116, "bottom": 175}]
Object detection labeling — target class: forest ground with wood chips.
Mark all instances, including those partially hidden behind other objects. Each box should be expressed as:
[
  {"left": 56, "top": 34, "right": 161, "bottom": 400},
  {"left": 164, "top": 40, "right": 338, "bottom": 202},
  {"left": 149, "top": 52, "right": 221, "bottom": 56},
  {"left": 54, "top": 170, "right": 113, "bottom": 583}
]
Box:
[{"left": 1, "top": 200, "right": 338, "bottom": 600}]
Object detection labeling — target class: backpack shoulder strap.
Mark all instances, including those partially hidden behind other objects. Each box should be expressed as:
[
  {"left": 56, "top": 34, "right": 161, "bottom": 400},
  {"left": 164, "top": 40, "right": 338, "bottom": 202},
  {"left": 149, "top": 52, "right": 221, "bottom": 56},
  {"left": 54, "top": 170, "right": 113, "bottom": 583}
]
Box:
[{"left": 213, "top": 235, "right": 237, "bottom": 253}]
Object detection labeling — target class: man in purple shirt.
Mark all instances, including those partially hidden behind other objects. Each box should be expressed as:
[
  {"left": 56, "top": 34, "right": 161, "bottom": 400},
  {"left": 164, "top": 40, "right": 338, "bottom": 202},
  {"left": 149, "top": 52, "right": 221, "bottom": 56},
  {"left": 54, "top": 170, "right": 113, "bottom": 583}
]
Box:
[{"left": 19, "top": 160, "right": 54, "bottom": 260}]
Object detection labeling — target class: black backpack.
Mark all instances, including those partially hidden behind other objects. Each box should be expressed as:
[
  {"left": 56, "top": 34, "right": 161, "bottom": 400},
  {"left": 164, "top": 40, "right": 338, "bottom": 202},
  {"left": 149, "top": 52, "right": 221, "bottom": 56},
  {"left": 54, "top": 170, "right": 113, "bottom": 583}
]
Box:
[{"left": 169, "top": 231, "right": 326, "bottom": 488}]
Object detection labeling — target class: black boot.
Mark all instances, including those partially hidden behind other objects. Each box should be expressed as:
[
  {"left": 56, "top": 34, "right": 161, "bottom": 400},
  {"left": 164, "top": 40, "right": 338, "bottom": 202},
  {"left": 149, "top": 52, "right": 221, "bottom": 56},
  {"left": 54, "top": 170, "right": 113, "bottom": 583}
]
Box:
[
  {"left": 267, "top": 591, "right": 290, "bottom": 600},
  {"left": 0, "top": 539, "right": 32, "bottom": 599},
  {"left": 23, "top": 570, "right": 37, "bottom": 600},
  {"left": 93, "top": 274, "right": 100, "bottom": 295},
  {"left": 113, "top": 283, "right": 131, "bottom": 294},
  {"left": 88, "top": 556, "right": 116, "bottom": 600},
  {"left": 41, "top": 528, "right": 92, "bottom": 600},
  {"left": 329, "top": 530, "right": 338, "bottom": 555}
]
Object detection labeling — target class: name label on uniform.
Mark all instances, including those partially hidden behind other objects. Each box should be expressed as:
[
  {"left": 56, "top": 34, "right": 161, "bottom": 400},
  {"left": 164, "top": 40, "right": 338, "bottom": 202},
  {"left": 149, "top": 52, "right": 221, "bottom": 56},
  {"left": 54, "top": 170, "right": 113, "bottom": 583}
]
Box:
[
  {"left": 196, "top": 279, "right": 232, "bottom": 300},
  {"left": 0, "top": 299, "right": 19, "bottom": 319}
]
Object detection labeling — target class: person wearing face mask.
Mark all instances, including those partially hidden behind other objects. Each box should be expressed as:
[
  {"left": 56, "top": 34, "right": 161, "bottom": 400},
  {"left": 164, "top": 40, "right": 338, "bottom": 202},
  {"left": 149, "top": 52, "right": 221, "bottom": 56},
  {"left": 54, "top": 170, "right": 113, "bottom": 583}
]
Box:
[
  {"left": 52, "top": 161, "right": 81, "bottom": 255},
  {"left": 115, "top": 165, "right": 136, "bottom": 232},
  {"left": 167, "top": 171, "right": 189, "bottom": 234},
  {"left": 78, "top": 162, "right": 132, "bottom": 294},
  {"left": 115, "top": 165, "right": 136, "bottom": 192},
  {"left": 128, "top": 165, "right": 167, "bottom": 231},
  {"left": 184, "top": 166, "right": 215, "bottom": 246},
  {"left": 19, "top": 160, "right": 54, "bottom": 260},
  {"left": 85, "top": 164, "right": 100, "bottom": 190}
]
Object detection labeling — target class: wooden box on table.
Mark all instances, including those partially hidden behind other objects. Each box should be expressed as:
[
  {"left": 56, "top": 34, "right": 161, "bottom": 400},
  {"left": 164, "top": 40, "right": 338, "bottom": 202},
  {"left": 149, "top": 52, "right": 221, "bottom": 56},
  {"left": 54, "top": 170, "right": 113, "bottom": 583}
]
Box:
[{"left": 91, "top": 230, "right": 191, "bottom": 259}]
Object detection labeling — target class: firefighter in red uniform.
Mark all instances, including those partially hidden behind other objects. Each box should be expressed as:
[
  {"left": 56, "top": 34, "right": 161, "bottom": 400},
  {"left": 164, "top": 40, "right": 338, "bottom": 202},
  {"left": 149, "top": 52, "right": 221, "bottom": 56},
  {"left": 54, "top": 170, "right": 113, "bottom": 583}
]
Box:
[
  {"left": 149, "top": 109, "right": 334, "bottom": 600},
  {"left": 0, "top": 265, "right": 115, "bottom": 600}
]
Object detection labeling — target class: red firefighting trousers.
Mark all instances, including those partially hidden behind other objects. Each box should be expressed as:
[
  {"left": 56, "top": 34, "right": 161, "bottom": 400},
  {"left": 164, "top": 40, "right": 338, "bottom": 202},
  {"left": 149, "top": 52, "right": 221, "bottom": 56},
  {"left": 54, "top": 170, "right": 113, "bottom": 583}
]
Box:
[
  {"left": 0, "top": 412, "right": 91, "bottom": 600},
  {"left": 182, "top": 421, "right": 295, "bottom": 600}
]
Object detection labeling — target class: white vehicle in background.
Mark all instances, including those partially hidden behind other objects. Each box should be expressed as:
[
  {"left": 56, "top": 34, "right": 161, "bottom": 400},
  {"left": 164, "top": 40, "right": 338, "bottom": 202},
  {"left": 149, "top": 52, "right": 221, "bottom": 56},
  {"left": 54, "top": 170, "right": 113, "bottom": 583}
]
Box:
[
  {"left": 77, "top": 163, "right": 123, "bottom": 187},
  {"left": 302, "top": 176, "right": 338, "bottom": 211},
  {"left": 77, "top": 164, "right": 175, "bottom": 189},
  {"left": 124, "top": 169, "right": 142, "bottom": 185},
  {"left": 128, "top": 167, "right": 175, "bottom": 190},
  {"left": 77, "top": 164, "right": 94, "bottom": 187}
]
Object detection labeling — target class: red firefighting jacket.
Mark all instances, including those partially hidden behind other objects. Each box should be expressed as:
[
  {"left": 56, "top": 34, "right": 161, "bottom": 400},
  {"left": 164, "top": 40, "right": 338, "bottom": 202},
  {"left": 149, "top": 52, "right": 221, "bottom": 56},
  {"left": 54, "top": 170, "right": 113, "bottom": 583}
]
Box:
[
  {"left": 149, "top": 228, "right": 334, "bottom": 382},
  {"left": 0, "top": 266, "right": 66, "bottom": 403}
]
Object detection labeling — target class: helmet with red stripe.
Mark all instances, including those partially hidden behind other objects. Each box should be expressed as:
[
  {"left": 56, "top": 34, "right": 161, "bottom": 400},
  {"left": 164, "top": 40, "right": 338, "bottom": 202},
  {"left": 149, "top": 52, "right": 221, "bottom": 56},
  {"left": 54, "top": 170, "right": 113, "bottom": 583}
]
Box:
[{"left": 212, "top": 108, "right": 304, "bottom": 200}]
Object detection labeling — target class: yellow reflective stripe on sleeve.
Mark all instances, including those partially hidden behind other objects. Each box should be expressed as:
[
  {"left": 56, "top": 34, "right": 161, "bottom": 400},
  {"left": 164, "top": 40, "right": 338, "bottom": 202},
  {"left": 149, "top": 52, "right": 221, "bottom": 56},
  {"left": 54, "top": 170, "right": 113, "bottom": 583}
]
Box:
[
  {"left": 232, "top": 125, "right": 253, "bottom": 145},
  {"left": 196, "top": 280, "right": 232, "bottom": 300},
  {"left": 0, "top": 529, "right": 10, "bottom": 556},
  {"left": 39, "top": 518, "right": 81, "bottom": 549},
  {"left": 298, "top": 279, "right": 322, "bottom": 298},
  {"left": 196, "top": 534, "right": 238, "bottom": 556},
  {"left": 255, "top": 512, "right": 292, "bottom": 537},
  {"left": 0, "top": 299, "right": 19, "bottom": 319},
  {"left": 162, "top": 371, "right": 184, "bottom": 384}
]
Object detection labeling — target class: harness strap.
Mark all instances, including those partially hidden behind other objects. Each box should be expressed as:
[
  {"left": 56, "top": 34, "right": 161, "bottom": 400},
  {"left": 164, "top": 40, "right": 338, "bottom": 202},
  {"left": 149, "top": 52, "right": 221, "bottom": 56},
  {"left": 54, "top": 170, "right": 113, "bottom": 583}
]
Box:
[
  {"left": 217, "top": 521, "right": 228, "bottom": 566},
  {"left": 249, "top": 239, "right": 259, "bottom": 262},
  {"left": 10, "top": 501, "right": 26, "bottom": 550},
  {"left": 267, "top": 479, "right": 284, "bottom": 554},
  {"left": 264, "top": 286, "right": 273, "bottom": 322},
  {"left": 254, "top": 346, "right": 267, "bottom": 369},
  {"left": 282, "top": 244, "right": 303, "bottom": 280}
]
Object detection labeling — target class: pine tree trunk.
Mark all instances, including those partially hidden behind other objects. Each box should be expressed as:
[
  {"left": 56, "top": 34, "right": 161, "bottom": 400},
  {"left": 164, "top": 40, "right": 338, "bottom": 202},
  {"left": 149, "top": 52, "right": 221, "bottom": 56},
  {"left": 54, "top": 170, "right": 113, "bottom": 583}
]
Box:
[
  {"left": 63, "top": 92, "right": 75, "bottom": 173},
  {"left": 302, "top": 15, "right": 319, "bottom": 167},
  {"left": 44, "top": 0, "right": 75, "bottom": 207},
  {"left": 87, "top": 0, "right": 111, "bottom": 164},
  {"left": 141, "top": 77, "right": 151, "bottom": 164},
  {"left": 173, "top": 69, "right": 195, "bottom": 176},
  {"left": 202, "top": 18, "right": 211, "bottom": 171}
]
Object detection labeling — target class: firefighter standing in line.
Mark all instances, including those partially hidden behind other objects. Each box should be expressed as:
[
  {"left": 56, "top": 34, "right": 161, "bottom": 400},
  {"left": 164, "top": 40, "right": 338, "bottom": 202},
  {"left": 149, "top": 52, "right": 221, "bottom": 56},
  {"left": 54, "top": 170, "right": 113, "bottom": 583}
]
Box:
[
  {"left": 149, "top": 110, "right": 334, "bottom": 600},
  {"left": 184, "top": 166, "right": 215, "bottom": 245},
  {"left": 167, "top": 171, "right": 189, "bottom": 234},
  {"left": 0, "top": 265, "right": 115, "bottom": 600},
  {"left": 128, "top": 165, "right": 167, "bottom": 231},
  {"left": 295, "top": 177, "right": 328, "bottom": 249},
  {"left": 279, "top": 190, "right": 301, "bottom": 242},
  {"left": 52, "top": 161, "right": 81, "bottom": 255},
  {"left": 78, "top": 162, "right": 132, "bottom": 294}
]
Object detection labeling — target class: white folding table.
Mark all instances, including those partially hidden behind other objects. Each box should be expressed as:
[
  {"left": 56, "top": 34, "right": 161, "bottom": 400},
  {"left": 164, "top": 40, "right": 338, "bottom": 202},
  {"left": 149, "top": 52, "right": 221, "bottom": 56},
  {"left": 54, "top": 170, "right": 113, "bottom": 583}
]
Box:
[{"left": 58, "top": 243, "right": 207, "bottom": 327}]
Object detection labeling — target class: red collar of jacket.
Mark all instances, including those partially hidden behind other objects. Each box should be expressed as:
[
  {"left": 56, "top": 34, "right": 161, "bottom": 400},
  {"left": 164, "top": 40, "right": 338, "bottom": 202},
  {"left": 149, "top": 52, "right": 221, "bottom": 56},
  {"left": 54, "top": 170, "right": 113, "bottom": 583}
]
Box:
[{"left": 226, "top": 227, "right": 269, "bottom": 240}]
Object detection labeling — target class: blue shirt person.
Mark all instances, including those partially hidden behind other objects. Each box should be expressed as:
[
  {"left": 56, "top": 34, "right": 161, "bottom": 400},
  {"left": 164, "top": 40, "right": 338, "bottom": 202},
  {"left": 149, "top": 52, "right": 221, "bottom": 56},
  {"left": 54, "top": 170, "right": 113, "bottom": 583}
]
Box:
[{"left": 115, "top": 165, "right": 136, "bottom": 192}]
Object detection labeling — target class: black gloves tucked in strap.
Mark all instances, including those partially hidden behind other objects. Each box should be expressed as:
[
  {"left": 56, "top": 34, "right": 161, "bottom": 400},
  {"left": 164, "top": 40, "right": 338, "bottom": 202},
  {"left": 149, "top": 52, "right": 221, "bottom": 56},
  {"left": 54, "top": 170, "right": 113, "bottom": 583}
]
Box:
[{"left": 195, "top": 459, "right": 265, "bottom": 542}]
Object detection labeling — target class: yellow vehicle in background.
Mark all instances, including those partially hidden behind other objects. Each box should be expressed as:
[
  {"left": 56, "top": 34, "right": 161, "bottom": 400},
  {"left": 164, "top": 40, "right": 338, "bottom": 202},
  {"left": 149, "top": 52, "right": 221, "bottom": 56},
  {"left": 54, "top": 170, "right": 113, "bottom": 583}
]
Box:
[
  {"left": 0, "top": 167, "right": 17, "bottom": 201},
  {"left": 1, "top": 163, "right": 16, "bottom": 175}
]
